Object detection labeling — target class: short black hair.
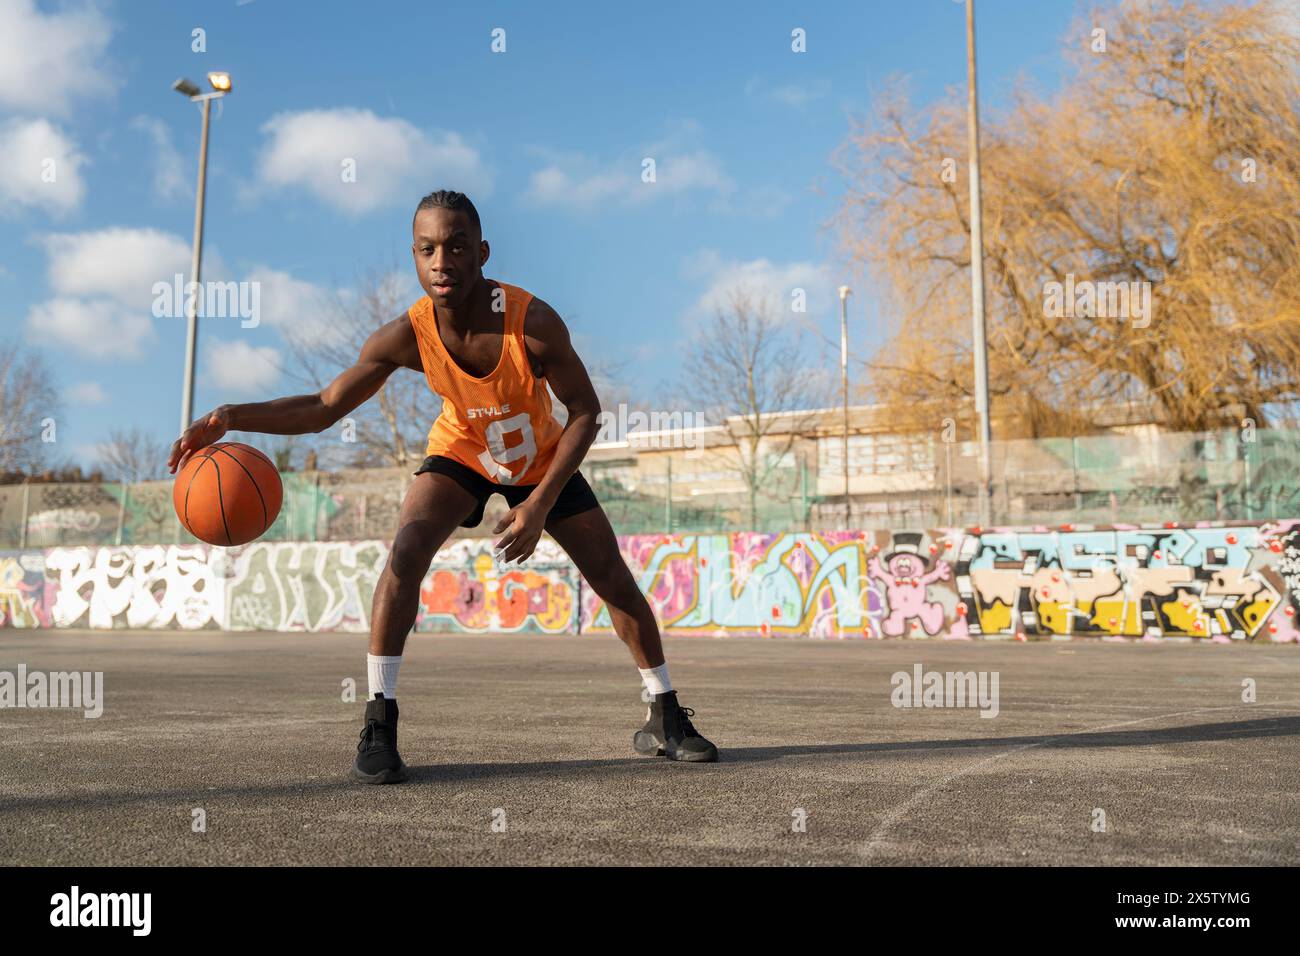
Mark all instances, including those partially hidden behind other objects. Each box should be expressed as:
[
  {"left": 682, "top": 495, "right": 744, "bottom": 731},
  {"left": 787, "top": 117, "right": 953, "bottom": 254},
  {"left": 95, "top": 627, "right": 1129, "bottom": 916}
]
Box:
[{"left": 413, "top": 190, "right": 480, "bottom": 234}]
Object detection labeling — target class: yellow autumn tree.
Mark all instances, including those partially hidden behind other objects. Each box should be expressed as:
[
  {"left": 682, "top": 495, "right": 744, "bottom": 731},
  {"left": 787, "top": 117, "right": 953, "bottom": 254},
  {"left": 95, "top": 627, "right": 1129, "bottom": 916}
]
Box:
[{"left": 836, "top": 0, "right": 1300, "bottom": 439}]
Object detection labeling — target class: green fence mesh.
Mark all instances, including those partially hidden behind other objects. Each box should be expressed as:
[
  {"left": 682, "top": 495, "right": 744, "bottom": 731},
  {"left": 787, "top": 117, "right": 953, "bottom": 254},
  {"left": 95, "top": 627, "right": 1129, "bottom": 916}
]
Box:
[{"left": 2, "top": 427, "right": 1296, "bottom": 547}]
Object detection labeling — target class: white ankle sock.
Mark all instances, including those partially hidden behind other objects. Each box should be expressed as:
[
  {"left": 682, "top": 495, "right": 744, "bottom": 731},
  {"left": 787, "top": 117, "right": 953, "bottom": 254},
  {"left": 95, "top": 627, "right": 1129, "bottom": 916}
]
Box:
[
  {"left": 367, "top": 654, "right": 402, "bottom": 699},
  {"left": 639, "top": 663, "right": 672, "bottom": 697}
]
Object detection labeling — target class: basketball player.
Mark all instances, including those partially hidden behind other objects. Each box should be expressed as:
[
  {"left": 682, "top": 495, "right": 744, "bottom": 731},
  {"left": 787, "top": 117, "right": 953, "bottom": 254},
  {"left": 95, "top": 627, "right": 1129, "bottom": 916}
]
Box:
[{"left": 168, "top": 190, "right": 718, "bottom": 782}]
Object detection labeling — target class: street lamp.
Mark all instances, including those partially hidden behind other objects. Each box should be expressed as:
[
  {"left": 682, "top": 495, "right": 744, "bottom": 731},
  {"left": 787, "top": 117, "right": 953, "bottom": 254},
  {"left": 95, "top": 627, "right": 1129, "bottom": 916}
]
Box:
[
  {"left": 838, "top": 285, "right": 851, "bottom": 520},
  {"left": 964, "top": 0, "right": 993, "bottom": 525},
  {"left": 172, "top": 72, "right": 233, "bottom": 436}
]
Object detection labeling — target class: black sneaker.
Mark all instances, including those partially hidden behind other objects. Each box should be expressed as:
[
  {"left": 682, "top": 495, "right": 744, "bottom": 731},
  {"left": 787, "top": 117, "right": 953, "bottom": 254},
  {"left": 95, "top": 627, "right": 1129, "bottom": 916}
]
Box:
[
  {"left": 351, "top": 694, "right": 408, "bottom": 784},
  {"left": 633, "top": 690, "right": 719, "bottom": 762}
]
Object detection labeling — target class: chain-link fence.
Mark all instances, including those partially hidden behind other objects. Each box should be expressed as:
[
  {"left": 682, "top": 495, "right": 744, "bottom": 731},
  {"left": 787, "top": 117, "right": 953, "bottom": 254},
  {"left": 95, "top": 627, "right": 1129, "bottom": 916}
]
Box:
[
  {"left": 946, "top": 427, "right": 1300, "bottom": 530},
  {"left": 593, "top": 426, "right": 1300, "bottom": 533},
  {"left": 1, "top": 427, "right": 1296, "bottom": 547},
  {"left": 0, "top": 469, "right": 401, "bottom": 549}
]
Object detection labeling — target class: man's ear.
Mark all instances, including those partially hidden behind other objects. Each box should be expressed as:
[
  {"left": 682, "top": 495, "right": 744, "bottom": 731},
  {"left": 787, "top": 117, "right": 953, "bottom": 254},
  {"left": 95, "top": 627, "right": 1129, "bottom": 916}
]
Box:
[{"left": 480, "top": 240, "right": 491, "bottom": 268}]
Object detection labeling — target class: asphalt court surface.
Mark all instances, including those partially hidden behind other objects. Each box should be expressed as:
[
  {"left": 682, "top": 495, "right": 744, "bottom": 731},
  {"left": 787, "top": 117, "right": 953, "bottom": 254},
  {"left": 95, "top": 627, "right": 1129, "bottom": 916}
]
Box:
[{"left": 1, "top": 631, "right": 1296, "bottom": 865}]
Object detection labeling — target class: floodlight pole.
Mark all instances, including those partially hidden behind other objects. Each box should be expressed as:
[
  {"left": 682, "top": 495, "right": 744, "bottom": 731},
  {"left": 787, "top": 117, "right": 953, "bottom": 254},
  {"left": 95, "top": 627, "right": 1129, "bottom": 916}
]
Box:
[
  {"left": 838, "top": 285, "right": 851, "bottom": 520},
  {"left": 179, "top": 94, "right": 213, "bottom": 436},
  {"left": 965, "top": 0, "right": 994, "bottom": 525}
]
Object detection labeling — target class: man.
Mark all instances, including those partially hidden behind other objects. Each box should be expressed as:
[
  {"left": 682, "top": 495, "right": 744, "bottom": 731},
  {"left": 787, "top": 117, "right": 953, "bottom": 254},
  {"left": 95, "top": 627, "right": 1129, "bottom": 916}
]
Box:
[{"left": 168, "top": 190, "right": 718, "bottom": 783}]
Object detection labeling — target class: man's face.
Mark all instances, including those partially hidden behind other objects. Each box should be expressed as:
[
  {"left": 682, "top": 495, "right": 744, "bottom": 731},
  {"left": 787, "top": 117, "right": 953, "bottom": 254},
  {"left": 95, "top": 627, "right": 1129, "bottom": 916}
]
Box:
[{"left": 411, "top": 207, "right": 488, "bottom": 308}]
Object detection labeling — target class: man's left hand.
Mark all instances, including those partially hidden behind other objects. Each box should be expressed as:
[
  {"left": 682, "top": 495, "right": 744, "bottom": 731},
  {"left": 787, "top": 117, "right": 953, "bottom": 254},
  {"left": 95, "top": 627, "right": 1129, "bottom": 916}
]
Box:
[{"left": 492, "top": 498, "right": 549, "bottom": 564}]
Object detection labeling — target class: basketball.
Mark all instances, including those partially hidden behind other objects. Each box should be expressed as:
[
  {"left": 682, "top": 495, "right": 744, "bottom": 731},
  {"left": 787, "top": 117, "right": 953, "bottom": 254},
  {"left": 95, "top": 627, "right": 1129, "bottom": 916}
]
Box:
[{"left": 172, "top": 442, "right": 283, "bottom": 546}]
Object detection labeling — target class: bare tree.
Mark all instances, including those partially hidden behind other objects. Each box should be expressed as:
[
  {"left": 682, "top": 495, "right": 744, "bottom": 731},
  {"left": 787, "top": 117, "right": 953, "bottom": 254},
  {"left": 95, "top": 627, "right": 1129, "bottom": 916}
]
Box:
[
  {"left": 99, "top": 427, "right": 167, "bottom": 484},
  {"left": 283, "top": 268, "right": 438, "bottom": 469},
  {"left": 0, "top": 345, "right": 59, "bottom": 477},
  {"left": 835, "top": 0, "right": 1300, "bottom": 439},
  {"left": 545, "top": 328, "right": 628, "bottom": 428},
  {"left": 681, "top": 289, "right": 833, "bottom": 528}
]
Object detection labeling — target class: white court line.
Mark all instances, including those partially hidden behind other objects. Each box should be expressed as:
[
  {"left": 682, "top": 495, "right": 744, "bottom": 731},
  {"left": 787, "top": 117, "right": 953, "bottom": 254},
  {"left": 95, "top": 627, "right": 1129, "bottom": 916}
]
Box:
[{"left": 858, "top": 702, "right": 1299, "bottom": 860}]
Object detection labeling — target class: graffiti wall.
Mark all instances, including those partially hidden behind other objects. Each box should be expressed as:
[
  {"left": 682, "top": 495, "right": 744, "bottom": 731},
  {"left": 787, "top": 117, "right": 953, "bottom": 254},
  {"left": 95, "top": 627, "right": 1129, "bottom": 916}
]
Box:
[
  {"left": 15, "top": 540, "right": 574, "bottom": 634},
  {"left": 0, "top": 551, "right": 52, "bottom": 629},
  {"left": 956, "top": 524, "right": 1289, "bottom": 641},
  {"left": 418, "top": 538, "right": 579, "bottom": 635},
  {"left": 220, "top": 541, "right": 389, "bottom": 632},
  {"left": 44, "top": 545, "right": 218, "bottom": 629},
  {"left": 2, "top": 523, "right": 1299, "bottom": 641},
  {"left": 582, "top": 523, "right": 1300, "bottom": 642}
]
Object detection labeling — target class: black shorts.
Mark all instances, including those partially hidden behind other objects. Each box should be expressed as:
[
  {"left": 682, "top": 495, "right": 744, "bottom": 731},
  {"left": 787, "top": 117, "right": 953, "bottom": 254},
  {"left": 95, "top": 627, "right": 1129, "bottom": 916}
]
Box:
[{"left": 412, "top": 455, "right": 600, "bottom": 529}]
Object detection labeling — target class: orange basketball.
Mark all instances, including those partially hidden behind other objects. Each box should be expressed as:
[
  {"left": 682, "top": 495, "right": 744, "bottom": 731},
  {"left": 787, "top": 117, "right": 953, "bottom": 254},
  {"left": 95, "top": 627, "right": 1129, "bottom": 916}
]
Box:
[{"left": 173, "top": 442, "right": 283, "bottom": 546}]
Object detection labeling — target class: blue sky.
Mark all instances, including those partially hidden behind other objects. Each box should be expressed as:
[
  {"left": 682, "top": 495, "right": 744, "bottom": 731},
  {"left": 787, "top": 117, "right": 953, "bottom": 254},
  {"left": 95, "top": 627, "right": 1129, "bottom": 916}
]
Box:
[{"left": 0, "top": 0, "right": 1083, "bottom": 471}]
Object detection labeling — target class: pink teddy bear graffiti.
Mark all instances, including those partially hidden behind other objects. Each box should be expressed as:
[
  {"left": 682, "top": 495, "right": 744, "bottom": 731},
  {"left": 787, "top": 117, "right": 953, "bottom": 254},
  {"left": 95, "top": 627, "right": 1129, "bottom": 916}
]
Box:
[{"left": 869, "top": 532, "right": 951, "bottom": 637}]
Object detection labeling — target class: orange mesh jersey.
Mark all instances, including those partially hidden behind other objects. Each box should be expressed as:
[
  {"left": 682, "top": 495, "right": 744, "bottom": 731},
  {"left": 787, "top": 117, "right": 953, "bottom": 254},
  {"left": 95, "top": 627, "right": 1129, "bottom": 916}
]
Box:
[{"left": 407, "top": 281, "right": 564, "bottom": 486}]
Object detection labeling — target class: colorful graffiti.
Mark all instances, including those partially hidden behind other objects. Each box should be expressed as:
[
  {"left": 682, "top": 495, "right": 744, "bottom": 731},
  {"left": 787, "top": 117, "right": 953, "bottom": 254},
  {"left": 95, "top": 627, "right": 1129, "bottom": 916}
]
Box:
[
  {"left": 0, "top": 552, "right": 51, "bottom": 628},
  {"left": 419, "top": 539, "right": 578, "bottom": 634},
  {"left": 956, "top": 524, "right": 1290, "bottom": 641},
  {"left": 17, "top": 539, "right": 577, "bottom": 635},
  {"left": 581, "top": 531, "right": 864, "bottom": 638},
  {"left": 869, "top": 532, "right": 954, "bottom": 637},
  {"left": 580, "top": 530, "right": 959, "bottom": 639},
  {"left": 222, "top": 541, "right": 389, "bottom": 632},
  {"left": 3, "top": 523, "right": 1299, "bottom": 641},
  {"left": 44, "top": 545, "right": 218, "bottom": 629},
  {"left": 582, "top": 523, "right": 1300, "bottom": 642}
]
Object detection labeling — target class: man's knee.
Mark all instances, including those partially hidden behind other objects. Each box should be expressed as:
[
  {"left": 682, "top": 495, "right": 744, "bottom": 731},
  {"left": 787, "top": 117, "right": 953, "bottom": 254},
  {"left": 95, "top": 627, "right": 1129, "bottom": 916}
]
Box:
[
  {"left": 387, "top": 522, "right": 440, "bottom": 586},
  {"left": 586, "top": 558, "right": 642, "bottom": 608}
]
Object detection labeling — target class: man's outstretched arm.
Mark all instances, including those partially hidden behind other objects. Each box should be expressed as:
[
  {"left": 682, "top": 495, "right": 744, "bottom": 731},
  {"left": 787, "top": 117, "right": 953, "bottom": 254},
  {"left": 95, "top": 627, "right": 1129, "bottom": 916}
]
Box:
[{"left": 167, "top": 314, "right": 415, "bottom": 473}]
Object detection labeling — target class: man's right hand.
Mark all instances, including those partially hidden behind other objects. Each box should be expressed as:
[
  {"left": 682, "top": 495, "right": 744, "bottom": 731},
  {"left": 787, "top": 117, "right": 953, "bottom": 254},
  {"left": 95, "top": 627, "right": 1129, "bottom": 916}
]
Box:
[{"left": 168, "top": 406, "right": 233, "bottom": 475}]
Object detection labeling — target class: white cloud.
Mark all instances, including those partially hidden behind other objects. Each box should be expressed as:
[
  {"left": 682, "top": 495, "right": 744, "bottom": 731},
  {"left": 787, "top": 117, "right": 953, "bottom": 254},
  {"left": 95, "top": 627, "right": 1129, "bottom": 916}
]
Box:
[
  {"left": 527, "top": 162, "right": 627, "bottom": 207},
  {"left": 27, "top": 227, "right": 196, "bottom": 359},
  {"left": 204, "top": 339, "right": 281, "bottom": 394},
  {"left": 39, "top": 227, "right": 193, "bottom": 310},
  {"left": 0, "top": 118, "right": 87, "bottom": 216},
  {"left": 245, "top": 266, "right": 424, "bottom": 349},
  {"left": 130, "top": 116, "right": 188, "bottom": 202},
  {"left": 669, "top": 152, "right": 731, "bottom": 191},
  {"left": 256, "top": 109, "right": 490, "bottom": 215},
  {"left": 0, "top": 0, "right": 115, "bottom": 115},
  {"left": 746, "top": 76, "right": 832, "bottom": 109},
  {"left": 244, "top": 267, "right": 336, "bottom": 328},
  {"left": 525, "top": 146, "right": 732, "bottom": 208},
  {"left": 771, "top": 83, "right": 830, "bottom": 108},
  {"left": 66, "top": 381, "right": 109, "bottom": 405},
  {"left": 684, "top": 250, "right": 830, "bottom": 321},
  {"left": 243, "top": 266, "right": 353, "bottom": 347},
  {"left": 27, "top": 297, "right": 154, "bottom": 359}
]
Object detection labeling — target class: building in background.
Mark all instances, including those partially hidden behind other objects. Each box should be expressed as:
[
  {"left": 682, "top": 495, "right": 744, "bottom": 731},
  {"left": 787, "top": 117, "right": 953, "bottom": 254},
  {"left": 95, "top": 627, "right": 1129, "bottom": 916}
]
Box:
[
  {"left": 582, "top": 401, "right": 1227, "bottom": 532},
  {"left": 3, "top": 403, "right": 1295, "bottom": 548}
]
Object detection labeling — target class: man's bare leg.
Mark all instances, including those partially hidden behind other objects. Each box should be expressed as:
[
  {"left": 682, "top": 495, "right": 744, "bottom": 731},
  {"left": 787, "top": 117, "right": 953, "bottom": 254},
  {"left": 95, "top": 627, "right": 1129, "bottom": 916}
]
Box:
[
  {"left": 544, "top": 507, "right": 664, "bottom": 668},
  {"left": 545, "top": 505, "right": 718, "bottom": 762},
  {"left": 368, "top": 472, "right": 478, "bottom": 657},
  {"left": 353, "top": 472, "right": 477, "bottom": 784}
]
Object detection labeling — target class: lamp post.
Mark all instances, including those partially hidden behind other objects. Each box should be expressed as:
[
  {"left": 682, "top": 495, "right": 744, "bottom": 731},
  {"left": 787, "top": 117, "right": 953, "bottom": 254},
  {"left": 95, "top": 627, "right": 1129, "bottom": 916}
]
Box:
[
  {"left": 838, "top": 285, "right": 851, "bottom": 520},
  {"left": 964, "top": 1, "right": 993, "bottom": 525},
  {"left": 172, "top": 72, "right": 232, "bottom": 437}
]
